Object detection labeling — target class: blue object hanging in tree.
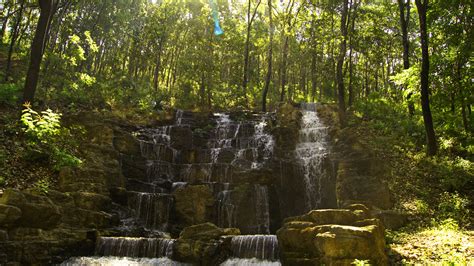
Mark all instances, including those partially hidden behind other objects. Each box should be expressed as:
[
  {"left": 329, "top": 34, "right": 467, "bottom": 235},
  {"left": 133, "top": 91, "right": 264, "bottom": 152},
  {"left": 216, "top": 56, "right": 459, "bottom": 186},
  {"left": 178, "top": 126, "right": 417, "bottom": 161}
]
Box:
[{"left": 210, "top": 0, "right": 223, "bottom": 36}]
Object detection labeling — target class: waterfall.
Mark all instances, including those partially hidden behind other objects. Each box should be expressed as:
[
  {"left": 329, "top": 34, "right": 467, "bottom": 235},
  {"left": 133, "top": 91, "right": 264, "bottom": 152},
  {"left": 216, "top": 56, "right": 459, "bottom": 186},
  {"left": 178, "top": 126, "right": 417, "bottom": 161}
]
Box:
[
  {"left": 254, "top": 185, "right": 270, "bottom": 234},
  {"left": 127, "top": 192, "right": 173, "bottom": 231},
  {"left": 295, "top": 103, "right": 329, "bottom": 211},
  {"left": 61, "top": 257, "right": 189, "bottom": 266},
  {"left": 229, "top": 235, "right": 279, "bottom": 261},
  {"left": 95, "top": 237, "right": 175, "bottom": 258}
]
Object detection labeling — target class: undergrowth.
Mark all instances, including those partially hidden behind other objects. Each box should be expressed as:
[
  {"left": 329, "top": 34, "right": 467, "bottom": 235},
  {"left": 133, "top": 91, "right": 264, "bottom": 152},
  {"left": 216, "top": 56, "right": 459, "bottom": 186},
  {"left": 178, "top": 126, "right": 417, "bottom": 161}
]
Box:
[{"left": 350, "top": 96, "right": 473, "bottom": 264}]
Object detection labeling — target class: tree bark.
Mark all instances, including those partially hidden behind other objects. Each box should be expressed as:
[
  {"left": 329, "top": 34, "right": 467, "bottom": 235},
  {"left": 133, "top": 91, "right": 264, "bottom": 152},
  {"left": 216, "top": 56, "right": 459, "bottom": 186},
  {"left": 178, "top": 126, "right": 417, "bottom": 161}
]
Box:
[
  {"left": 22, "top": 0, "right": 57, "bottom": 103},
  {"left": 242, "top": 0, "right": 262, "bottom": 106},
  {"left": 415, "top": 0, "right": 437, "bottom": 156},
  {"left": 262, "top": 0, "right": 273, "bottom": 112},
  {"left": 397, "top": 0, "right": 414, "bottom": 115},
  {"left": 336, "top": 0, "right": 349, "bottom": 126},
  {"left": 5, "top": 0, "right": 25, "bottom": 82}
]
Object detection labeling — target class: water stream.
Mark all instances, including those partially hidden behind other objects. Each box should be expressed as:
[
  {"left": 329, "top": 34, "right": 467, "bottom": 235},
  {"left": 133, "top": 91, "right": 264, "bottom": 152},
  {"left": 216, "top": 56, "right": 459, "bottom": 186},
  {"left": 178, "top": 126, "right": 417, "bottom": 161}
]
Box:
[
  {"left": 62, "top": 105, "right": 330, "bottom": 265},
  {"left": 295, "top": 103, "right": 329, "bottom": 211}
]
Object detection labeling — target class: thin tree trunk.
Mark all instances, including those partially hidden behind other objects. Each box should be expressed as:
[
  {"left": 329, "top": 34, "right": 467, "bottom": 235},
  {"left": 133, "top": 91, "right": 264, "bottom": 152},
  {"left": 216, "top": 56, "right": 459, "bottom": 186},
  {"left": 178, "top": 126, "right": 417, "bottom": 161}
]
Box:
[
  {"left": 336, "top": 0, "right": 349, "bottom": 126},
  {"left": 280, "top": 36, "right": 289, "bottom": 102},
  {"left": 415, "top": 0, "right": 437, "bottom": 156},
  {"left": 262, "top": 0, "right": 273, "bottom": 112},
  {"left": 5, "top": 0, "right": 25, "bottom": 82},
  {"left": 398, "top": 0, "right": 414, "bottom": 115},
  {"left": 242, "top": 0, "right": 262, "bottom": 106},
  {"left": 23, "top": 0, "right": 57, "bottom": 103}
]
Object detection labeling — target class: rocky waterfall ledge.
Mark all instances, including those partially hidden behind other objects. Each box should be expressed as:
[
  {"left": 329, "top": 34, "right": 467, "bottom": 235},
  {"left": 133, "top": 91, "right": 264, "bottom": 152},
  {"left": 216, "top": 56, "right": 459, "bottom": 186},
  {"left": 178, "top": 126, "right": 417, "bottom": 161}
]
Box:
[{"left": 0, "top": 104, "right": 398, "bottom": 265}]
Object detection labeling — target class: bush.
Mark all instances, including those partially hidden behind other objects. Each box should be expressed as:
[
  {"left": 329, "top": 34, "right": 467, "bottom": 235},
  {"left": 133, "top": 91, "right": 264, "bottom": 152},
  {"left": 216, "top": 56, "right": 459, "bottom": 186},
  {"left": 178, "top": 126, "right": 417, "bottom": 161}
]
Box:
[
  {"left": 20, "top": 103, "right": 82, "bottom": 170},
  {"left": 437, "top": 192, "right": 470, "bottom": 226},
  {"left": 0, "top": 83, "right": 22, "bottom": 105}
]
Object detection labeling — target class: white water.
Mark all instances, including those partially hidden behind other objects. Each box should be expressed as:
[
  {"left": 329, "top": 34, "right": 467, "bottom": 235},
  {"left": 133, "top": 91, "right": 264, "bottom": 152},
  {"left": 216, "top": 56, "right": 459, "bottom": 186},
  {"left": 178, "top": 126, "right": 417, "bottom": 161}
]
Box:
[
  {"left": 61, "top": 256, "right": 189, "bottom": 266},
  {"left": 295, "top": 103, "right": 329, "bottom": 211},
  {"left": 221, "top": 258, "right": 281, "bottom": 266},
  {"left": 254, "top": 185, "right": 270, "bottom": 234},
  {"left": 127, "top": 192, "right": 173, "bottom": 231},
  {"left": 95, "top": 237, "right": 175, "bottom": 258},
  {"left": 230, "top": 235, "right": 279, "bottom": 261}
]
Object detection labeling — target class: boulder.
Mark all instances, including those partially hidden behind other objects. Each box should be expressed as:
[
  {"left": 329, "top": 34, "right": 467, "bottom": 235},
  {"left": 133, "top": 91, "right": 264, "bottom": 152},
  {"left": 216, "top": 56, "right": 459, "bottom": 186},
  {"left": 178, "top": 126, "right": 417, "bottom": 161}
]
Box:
[
  {"left": 0, "top": 189, "right": 61, "bottom": 229},
  {"left": 174, "top": 223, "right": 240, "bottom": 265},
  {"left": 179, "top": 223, "right": 240, "bottom": 241},
  {"left": 70, "top": 192, "right": 112, "bottom": 211},
  {"left": 277, "top": 206, "right": 388, "bottom": 265},
  {"left": 113, "top": 129, "right": 141, "bottom": 156},
  {"left": 173, "top": 185, "right": 214, "bottom": 227},
  {"left": 170, "top": 126, "right": 193, "bottom": 150},
  {"left": 284, "top": 209, "right": 362, "bottom": 225},
  {"left": 0, "top": 204, "right": 22, "bottom": 226}
]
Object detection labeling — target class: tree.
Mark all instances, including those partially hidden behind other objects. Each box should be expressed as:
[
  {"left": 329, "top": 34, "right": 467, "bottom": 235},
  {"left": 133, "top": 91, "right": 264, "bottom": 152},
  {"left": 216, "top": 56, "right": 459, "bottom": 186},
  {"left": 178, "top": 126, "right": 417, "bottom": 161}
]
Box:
[
  {"left": 336, "top": 0, "right": 349, "bottom": 126},
  {"left": 242, "top": 0, "right": 262, "bottom": 106},
  {"left": 23, "top": 0, "right": 58, "bottom": 103},
  {"left": 261, "top": 0, "right": 273, "bottom": 112},
  {"left": 397, "top": 0, "right": 414, "bottom": 115},
  {"left": 415, "top": 0, "right": 437, "bottom": 156}
]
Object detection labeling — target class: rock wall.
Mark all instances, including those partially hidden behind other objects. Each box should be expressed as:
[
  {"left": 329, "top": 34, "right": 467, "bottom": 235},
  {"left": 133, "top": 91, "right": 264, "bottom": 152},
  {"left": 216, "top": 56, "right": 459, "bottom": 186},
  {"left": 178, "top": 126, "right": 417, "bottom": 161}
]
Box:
[{"left": 0, "top": 105, "right": 397, "bottom": 265}]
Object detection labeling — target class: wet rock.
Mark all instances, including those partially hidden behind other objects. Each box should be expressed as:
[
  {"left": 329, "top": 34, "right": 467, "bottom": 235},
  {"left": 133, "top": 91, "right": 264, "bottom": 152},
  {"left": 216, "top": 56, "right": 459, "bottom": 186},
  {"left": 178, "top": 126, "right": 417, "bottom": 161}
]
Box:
[
  {"left": 174, "top": 223, "right": 239, "bottom": 265},
  {"left": 0, "top": 204, "right": 22, "bottom": 227},
  {"left": 179, "top": 223, "right": 240, "bottom": 241},
  {"left": 170, "top": 126, "right": 193, "bottom": 149},
  {"left": 173, "top": 185, "right": 215, "bottom": 227},
  {"left": 277, "top": 206, "right": 388, "bottom": 265},
  {"left": 0, "top": 189, "right": 61, "bottom": 229},
  {"left": 62, "top": 208, "right": 115, "bottom": 229},
  {"left": 113, "top": 129, "right": 141, "bottom": 156},
  {"left": 70, "top": 192, "right": 112, "bottom": 211}
]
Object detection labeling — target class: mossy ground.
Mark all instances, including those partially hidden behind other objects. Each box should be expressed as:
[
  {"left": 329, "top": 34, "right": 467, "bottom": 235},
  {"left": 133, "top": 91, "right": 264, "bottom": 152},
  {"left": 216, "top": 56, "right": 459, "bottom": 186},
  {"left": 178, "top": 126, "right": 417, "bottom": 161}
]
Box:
[{"left": 348, "top": 100, "right": 473, "bottom": 265}]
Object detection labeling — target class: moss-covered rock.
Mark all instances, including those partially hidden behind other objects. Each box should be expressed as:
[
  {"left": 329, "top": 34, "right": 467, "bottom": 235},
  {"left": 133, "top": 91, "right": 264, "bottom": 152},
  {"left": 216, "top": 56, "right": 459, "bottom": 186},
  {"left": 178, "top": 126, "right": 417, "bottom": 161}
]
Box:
[
  {"left": 174, "top": 223, "right": 240, "bottom": 265},
  {"left": 173, "top": 185, "right": 215, "bottom": 227},
  {"left": 0, "top": 189, "right": 61, "bottom": 229},
  {"left": 277, "top": 206, "right": 388, "bottom": 265},
  {"left": 0, "top": 204, "right": 21, "bottom": 227}
]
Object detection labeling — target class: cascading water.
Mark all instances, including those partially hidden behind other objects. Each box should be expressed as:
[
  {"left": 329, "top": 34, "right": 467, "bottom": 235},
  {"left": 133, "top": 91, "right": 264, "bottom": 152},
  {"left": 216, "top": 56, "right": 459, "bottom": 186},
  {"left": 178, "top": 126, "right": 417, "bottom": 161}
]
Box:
[
  {"left": 221, "top": 235, "right": 281, "bottom": 265},
  {"left": 127, "top": 192, "right": 173, "bottom": 231},
  {"left": 95, "top": 237, "right": 175, "bottom": 258},
  {"left": 62, "top": 110, "right": 284, "bottom": 264},
  {"left": 61, "top": 257, "right": 189, "bottom": 266},
  {"left": 295, "top": 103, "right": 329, "bottom": 211}
]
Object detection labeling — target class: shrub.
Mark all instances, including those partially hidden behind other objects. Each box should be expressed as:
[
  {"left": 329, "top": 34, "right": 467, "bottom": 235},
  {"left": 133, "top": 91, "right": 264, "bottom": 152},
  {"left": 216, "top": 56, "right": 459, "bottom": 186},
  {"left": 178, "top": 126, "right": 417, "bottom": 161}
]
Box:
[{"left": 20, "top": 103, "right": 82, "bottom": 170}]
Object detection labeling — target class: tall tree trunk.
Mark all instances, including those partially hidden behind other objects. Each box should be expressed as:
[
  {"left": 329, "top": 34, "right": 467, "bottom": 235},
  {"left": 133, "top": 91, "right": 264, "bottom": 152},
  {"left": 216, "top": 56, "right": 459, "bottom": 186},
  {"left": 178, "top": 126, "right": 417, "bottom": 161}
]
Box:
[
  {"left": 1, "top": 4, "right": 12, "bottom": 44},
  {"left": 457, "top": 59, "right": 469, "bottom": 132},
  {"left": 22, "top": 0, "right": 57, "bottom": 103},
  {"left": 336, "top": 0, "right": 349, "bottom": 126},
  {"left": 398, "top": 0, "right": 414, "bottom": 115},
  {"left": 5, "top": 0, "right": 25, "bottom": 82},
  {"left": 311, "top": 51, "right": 317, "bottom": 102},
  {"left": 242, "top": 0, "right": 262, "bottom": 106},
  {"left": 415, "top": 0, "right": 437, "bottom": 156},
  {"left": 262, "top": 0, "right": 273, "bottom": 112},
  {"left": 280, "top": 36, "right": 289, "bottom": 102}
]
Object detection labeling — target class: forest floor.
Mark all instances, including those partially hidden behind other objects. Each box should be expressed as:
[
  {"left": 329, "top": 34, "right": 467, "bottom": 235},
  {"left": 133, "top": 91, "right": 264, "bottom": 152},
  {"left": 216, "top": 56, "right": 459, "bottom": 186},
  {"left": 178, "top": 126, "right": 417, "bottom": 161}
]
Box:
[{"left": 348, "top": 107, "right": 474, "bottom": 265}]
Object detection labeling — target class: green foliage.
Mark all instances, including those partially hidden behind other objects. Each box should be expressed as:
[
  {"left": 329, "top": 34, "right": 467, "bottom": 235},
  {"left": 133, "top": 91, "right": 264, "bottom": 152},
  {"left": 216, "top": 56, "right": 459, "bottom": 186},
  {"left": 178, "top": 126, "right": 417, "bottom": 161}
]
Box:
[
  {"left": 50, "top": 147, "right": 83, "bottom": 171},
  {"left": 33, "top": 178, "right": 50, "bottom": 195},
  {"left": 20, "top": 104, "right": 82, "bottom": 170},
  {"left": 0, "top": 83, "right": 22, "bottom": 105},
  {"left": 437, "top": 193, "right": 470, "bottom": 227},
  {"left": 21, "top": 105, "right": 62, "bottom": 145},
  {"left": 352, "top": 259, "right": 371, "bottom": 266}
]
